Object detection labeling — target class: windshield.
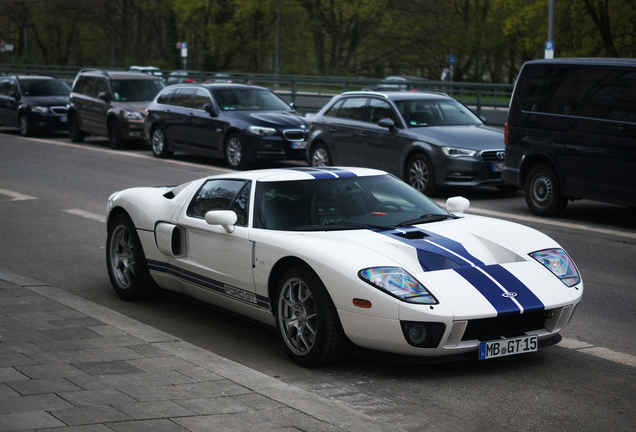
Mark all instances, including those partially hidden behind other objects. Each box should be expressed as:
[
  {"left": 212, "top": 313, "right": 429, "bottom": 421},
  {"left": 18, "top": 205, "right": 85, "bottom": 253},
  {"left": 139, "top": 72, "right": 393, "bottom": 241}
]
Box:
[
  {"left": 111, "top": 79, "right": 165, "bottom": 102},
  {"left": 19, "top": 79, "right": 71, "bottom": 97},
  {"left": 213, "top": 89, "right": 291, "bottom": 111},
  {"left": 255, "top": 174, "right": 450, "bottom": 231},
  {"left": 394, "top": 99, "right": 482, "bottom": 127}
]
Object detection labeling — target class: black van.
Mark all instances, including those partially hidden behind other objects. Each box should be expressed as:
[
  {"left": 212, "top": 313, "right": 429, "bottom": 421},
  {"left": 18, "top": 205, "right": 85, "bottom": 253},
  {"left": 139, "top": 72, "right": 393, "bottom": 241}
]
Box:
[{"left": 503, "top": 58, "right": 636, "bottom": 216}]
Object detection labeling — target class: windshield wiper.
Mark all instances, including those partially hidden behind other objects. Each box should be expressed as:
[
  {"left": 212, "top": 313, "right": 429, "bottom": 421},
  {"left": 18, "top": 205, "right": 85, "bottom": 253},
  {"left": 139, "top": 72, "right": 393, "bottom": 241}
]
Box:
[{"left": 396, "top": 214, "right": 456, "bottom": 226}]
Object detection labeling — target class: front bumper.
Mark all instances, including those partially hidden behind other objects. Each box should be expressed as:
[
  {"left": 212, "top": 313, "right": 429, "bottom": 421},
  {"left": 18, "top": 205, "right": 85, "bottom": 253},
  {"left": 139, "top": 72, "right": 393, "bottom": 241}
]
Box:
[
  {"left": 435, "top": 150, "right": 506, "bottom": 187},
  {"left": 121, "top": 118, "right": 146, "bottom": 141},
  {"left": 30, "top": 109, "right": 69, "bottom": 131},
  {"left": 245, "top": 132, "right": 307, "bottom": 161}
]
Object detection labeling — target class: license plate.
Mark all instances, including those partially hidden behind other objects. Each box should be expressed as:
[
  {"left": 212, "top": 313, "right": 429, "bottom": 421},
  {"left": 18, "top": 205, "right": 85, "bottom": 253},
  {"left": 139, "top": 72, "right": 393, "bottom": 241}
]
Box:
[
  {"left": 292, "top": 141, "right": 307, "bottom": 149},
  {"left": 479, "top": 334, "right": 538, "bottom": 360},
  {"left": 491, "top": 162, "right": 505, "bottom": 172},
  {"left": 60, "top": 115, "right": 68, "bottom": 122}
]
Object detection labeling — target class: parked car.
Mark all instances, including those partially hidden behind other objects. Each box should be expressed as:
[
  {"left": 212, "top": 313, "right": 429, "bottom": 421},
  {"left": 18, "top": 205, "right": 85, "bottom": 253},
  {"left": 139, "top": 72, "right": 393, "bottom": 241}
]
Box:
[
  {"left": 0, "top": 75, "right": 71, "bottom": 136},
  {"left": 306, "top": 91, "right": 507, "bottom": 195},
  {"left": 363, "top": 76, "right": 430, "bottom": 92},
  {"left": 166, "top": 70, "right": 199, "bottom": 84},
  {"left": 503, "top": 58, "right": 636, "bottom": 216},
  {"left": 68, "top": 69, "right": 165, "bottom": 148},
  {"left": 145, "top": 83, "right": 309, "bottom": 169},
  {"left": 106, "top": 167, "right": 583, "bottom": 366},
  {"left": 128, "top": 65, "right": 164, "bottom": 78}
]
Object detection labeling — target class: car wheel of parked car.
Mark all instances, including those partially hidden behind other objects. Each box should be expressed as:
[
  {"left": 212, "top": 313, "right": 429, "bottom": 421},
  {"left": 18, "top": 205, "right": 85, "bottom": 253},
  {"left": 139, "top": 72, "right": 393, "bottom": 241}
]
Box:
[
  {"left": 19, "top": 113, "right": 34, "bottom": 137},
  {"left": 108, "top": 120, "right": 126, "bottom": 150},
  {"left": 225, "top": 133, "right": 249, "bottom": 170},
  {"left": 525, "top": 164, "right": 568, "bottom": 217},
  {"left": 310, "top": 143, "right": 332, "bottom": 167},
  {"left": 406, "top": 154, "right": 436, "bottom": 195},
  {"left": 68, "top": 114, "right": 85, "bottom": 143},
  {"left": 106, "top": 213, "right": 156, "bottom": 301},
  {"left": 150, "top": 125, "right": 172, "bottom": 158},
  {"left": 276, "top": 265, "right": 351, "bottom": 367}
]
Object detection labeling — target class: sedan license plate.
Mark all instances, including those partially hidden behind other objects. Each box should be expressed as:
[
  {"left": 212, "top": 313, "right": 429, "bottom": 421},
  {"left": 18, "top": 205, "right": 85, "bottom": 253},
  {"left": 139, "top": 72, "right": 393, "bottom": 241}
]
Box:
[
  {"left": 60, "top": 115, "right": 68, "bottom": 122},
  {"left": 292, "top": 141, "right": 307, "bottom": 150},
  {"left": 491, "top": 162, "right": 505, "bottom": 172},
  {"left": 479, "top": 334, "right": 538, "bottom": 360}
]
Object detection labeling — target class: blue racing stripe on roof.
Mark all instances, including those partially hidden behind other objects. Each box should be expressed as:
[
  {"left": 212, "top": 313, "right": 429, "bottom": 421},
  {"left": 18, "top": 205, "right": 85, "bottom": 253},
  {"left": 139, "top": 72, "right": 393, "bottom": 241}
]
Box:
[
  {"left": 481, "top": 265, "right": 544, "bottom": 313},
  {"left": 284, "top": 167, "right": 357, "bottom": 179},
  {"left": 455, "top": 266, "right": 521, "bottom": 316}
]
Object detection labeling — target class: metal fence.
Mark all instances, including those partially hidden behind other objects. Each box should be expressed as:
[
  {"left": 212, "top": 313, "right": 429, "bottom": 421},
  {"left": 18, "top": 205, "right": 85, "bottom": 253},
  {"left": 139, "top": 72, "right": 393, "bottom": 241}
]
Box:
[{"left": 1, "top": 63, "right": 513, "bottom": 124}]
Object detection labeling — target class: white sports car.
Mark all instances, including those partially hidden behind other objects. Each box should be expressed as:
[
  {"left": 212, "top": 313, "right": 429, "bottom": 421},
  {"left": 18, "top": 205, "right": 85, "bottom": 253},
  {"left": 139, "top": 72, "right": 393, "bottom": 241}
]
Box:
[{"left": 106, "top": 167, "right": 583, "bottom": 366}]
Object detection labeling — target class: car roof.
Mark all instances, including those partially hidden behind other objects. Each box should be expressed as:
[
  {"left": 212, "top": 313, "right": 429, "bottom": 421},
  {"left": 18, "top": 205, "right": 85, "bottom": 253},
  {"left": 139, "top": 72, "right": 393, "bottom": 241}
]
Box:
[
  {"left": 9, "top": 75, "right": 60, "bottom": 81},
  {"left": 204, "top": 166, "right": 388, "bottom": 183},
  {"left": 339, "top": 90, "right": 451, "bottom": 101},
  {"left": 524, "top": 57, "right": 636, "bottom": 67},
  {"left": 164, "top": 83, "right": 269, "bottom": 91},
  {"left": 77, "top": 69, "right": 163, "bottom": 80}
]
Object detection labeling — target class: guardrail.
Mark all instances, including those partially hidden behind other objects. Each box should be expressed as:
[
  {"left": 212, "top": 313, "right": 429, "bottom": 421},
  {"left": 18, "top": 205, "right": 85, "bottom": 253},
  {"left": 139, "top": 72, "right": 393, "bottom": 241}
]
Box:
[{"left": 1, "top": 63, "right": 513, "bottom": 124}]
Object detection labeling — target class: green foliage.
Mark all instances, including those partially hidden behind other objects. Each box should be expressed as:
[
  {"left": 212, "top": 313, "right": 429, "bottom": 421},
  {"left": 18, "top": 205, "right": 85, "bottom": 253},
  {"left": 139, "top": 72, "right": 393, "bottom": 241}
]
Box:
[{"left": 0, "top": 0, "right": 634, "bottom": 82}]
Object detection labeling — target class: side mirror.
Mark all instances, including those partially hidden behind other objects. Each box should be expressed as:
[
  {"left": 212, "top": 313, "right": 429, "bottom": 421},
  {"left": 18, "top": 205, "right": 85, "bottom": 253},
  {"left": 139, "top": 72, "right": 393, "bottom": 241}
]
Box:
[
  {"left": 289, "top": 102, "right": 297, "bottom": 111},
  {"left": 204, "top": 103, "right": 219, "bottom": 117},
  {"left": 378, "top": 118, "right": 395, "bottom": 129},
  {"left": 446, "top": 196, "right": 470, "bottom": 214},
  {"left": 479, "top": 116, "right": 488, "bottom": 124},
  {"left": 204, "top": 210, "right": 238, "bottom": 233},
  {"left": 11, "top": 90, "right": 21, "bottom": 101},
  {"left": 98, "top": 91, "right": 110, "bottom": 103}
]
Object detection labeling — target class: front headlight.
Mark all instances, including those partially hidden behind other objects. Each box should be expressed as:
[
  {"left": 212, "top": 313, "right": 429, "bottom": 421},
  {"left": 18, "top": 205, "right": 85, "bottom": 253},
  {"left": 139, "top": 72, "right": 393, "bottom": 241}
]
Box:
[
  {"left": 441, "top": 147, "right": 477, "bottom": 157},
  {"left": 529, "top": 248, "right": 580, "bottom": 287},
  {"left": 123, "top": 110, "right": 144, "bottom": 121},
  {"left": 32, "top": 106, "right": 50, "bottom": 114},
  {"left": 358, "top": 267, "right": 438, "bottom": 304},
  {"left": 248, "top": 126, "right": 277, "bottom": 136}
]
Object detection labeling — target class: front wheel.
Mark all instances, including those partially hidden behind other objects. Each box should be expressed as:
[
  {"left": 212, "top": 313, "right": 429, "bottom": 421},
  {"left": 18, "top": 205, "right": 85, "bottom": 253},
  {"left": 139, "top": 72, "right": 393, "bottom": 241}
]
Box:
[
  {"left": 150, "top": 125, "right": 172, "bottom": 158},
  {"left": 524, "top": 164, "right": 568, "bottom": 216},
  {"left": 106, "top": 213, "right": 156, "bottom": 301},
  {"left": 276, "top": 266, "right": 351, "bottom": 367},
  {"left": 19, "top": 113, "right": 35, "bottom": 137},
  {"left": 68, "top": 114, "right": 85, "bottom": 143},
  {"left": 406, "top": 154, "right": 436, "bottom": 195},
  {"left": 225, "top": 133, "right": 249, "bottom": 170},
  {"left": 310, "top": 143, "right": 332, "bottom": 167},
  {"left": 108, "top": 120, "right": 125, "bottom": 150}
]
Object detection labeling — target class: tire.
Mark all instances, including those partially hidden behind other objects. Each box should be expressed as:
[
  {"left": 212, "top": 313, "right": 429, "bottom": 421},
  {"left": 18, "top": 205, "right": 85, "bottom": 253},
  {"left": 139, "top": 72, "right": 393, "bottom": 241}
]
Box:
[
  {"left": 106, "top": 213, "right": 156, "bottom": 301},
  {"left": 276, "top": 265, "right": 352, "bottom": 367},
  {"left": 68, "top": 114, "right": 85, "bottom": 143},
  {"left": 150, "top": 125, "right": 172, "bottom": 158},
  {"left": 310, "top": 143, "right": 332, "bottom": 167},
  {"left": 19, "top": 113, "right": 35, "bottom": 137},
  {"left": 108, "top": 119, "right": 125, "bottom": 150},
  {"left": 406, "top": 153, "right": 436, "bottom": 195},
  {"left": 225, "top": 133, "right": 250, "bottom": 170},
  {"left": 524, "top": 164, "right": 568, "bottom": 216}
]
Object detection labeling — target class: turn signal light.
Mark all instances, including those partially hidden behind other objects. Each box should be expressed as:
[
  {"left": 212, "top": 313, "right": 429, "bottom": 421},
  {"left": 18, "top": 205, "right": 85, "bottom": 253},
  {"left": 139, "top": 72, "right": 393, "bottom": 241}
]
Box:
[{"left": 353, "top": 298, "right": 372, "bottom": 308}]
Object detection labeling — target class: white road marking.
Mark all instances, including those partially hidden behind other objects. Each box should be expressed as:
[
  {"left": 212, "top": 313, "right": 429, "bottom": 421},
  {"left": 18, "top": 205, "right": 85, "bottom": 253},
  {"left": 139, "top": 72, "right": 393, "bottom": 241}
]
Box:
[
  {"left": 560, "top": 338, "right": 636, "bottom": 368},
  {"left": 64, "top": 209, "right": 107, "bottom": 223},
  {"left": 0, "top": 188, "right": 37, "bottom": 201}
]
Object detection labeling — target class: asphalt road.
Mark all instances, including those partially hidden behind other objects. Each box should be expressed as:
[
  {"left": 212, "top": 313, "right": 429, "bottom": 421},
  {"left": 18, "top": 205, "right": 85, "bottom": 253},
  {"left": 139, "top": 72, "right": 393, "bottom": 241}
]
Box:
[{"left": 1, "top": 129, "right": 635, "bottom": 432}]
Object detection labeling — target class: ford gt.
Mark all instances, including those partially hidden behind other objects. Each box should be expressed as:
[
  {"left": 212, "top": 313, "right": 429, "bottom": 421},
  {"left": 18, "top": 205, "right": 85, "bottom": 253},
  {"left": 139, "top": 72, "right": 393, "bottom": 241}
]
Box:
[{"left": 106, "top": 167, "right": 583, "bottom": 366}]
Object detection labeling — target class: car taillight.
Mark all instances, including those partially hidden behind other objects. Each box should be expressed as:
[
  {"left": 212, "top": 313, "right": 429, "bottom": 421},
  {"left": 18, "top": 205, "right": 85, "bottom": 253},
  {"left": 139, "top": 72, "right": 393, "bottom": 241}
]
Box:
[{"left": 504, "top": 123, "right": 509, "bottom": 145}]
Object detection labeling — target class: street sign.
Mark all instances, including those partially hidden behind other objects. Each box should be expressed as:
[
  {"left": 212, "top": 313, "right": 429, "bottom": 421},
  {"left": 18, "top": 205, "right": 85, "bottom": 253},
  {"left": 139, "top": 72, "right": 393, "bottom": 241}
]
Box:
[
  {"left": 544, "top": 41, "right": 554, "bottom": 59},
  {"left": 181, "top": 42, "right": 188, "bottom": 58},
  {"left": 449, "top": 55, "right": 456, "bottom": 64}
]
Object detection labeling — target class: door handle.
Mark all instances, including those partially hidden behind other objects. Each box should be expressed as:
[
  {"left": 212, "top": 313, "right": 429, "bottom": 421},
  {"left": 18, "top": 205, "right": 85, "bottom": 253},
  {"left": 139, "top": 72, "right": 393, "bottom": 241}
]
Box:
[{"left": 359, "top": 131, "right": 368, "bottom": 137}]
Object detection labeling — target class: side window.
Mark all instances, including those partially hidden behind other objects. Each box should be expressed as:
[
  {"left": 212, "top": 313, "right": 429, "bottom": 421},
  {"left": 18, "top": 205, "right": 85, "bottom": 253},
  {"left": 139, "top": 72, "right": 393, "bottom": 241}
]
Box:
[
  {"left": 519, "top": 67, "right": 577, "bottom": 115},
  {"left": 157, "top": 87, "right": 177, "bottom": 105},
  {"left": 171, "top": 88, "right": 196, "bottom": 108},
  {"left": 78, "top": 77, "right": 96, "bottom": 96},
  {"left": 193, "top": 88, "right": 212, "bottom": 110},
  {"left": 369, "top": 99, "right": 399, "bottom": 125},
  {"left": 337, "top": 97, "right": 367, "bottom": 121},
  {"left": 187, "top": 179, "right": 250, "bottom": 226},
  {"left": 6, "top": 79, "right": 18, "bottom": 97},
  {"left": 324, "top": 99, "right": 344, "bottom": 117},
  {"left": 94, "top": 78, "right": 109, "bottom": 99},
  {"left": 0, "top": 80, "right": 9, "bottom": 96},
  {"left": 571, "top": 68, "right": 636, "bottom": 123}
]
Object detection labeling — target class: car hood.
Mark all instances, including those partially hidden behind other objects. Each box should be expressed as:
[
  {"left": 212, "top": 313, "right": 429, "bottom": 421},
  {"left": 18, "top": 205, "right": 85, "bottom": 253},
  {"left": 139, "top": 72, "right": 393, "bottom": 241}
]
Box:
[
  {"left": 22, "top": 95, "right": 70, "bottom": 106},
  {"left": 111, "top": 101, "right": 153, "bottom": 112},
  {"left": 225, "top": 111, "right": 310, "bottom": 129},
  {"left": 408, "top": 125, "right": 504, "bottom": 150}
]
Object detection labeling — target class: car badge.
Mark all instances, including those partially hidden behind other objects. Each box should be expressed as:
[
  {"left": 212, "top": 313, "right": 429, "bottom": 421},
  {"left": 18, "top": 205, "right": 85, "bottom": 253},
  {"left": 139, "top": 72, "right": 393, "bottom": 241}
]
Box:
[
  {"left": 496, "top": 151, "right": 505, "bottom": 160},
  {"left": 502, "top": 292, "right": 517, "bottom": 299}
]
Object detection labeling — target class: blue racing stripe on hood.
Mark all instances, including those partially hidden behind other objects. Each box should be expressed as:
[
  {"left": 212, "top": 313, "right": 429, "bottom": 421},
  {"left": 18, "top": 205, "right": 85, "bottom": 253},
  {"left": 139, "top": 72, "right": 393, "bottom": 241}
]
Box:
[
  {"left": 481, "top": 265, "right": 544, "bottom": 313},
  {"left": 455, "top": 266, "right": 521, "bottom": 316}
]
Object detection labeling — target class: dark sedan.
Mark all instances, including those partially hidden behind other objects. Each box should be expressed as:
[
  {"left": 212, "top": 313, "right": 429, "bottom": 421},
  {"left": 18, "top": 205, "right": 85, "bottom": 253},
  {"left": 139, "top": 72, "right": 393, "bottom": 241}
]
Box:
[
  {"left": 145, "top": 83, "right": 310, "bottom": 169},
  {"left": 306, "top": 91, "right": 507, "bottom": 195},
  {"left": 0, "top": 75, "right": 71, "bottom": 136}
]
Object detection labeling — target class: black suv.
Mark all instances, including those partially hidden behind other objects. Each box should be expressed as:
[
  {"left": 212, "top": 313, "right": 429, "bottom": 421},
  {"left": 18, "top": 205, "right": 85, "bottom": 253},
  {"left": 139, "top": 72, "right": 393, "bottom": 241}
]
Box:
[
  {"left": 306, "top": 91, "right": 506, "bottom": 195},
  {"left": 68, "top": 69, "right": 165, "bottom": 148},
  {"left": 0, "top": 75, "right": 71, "bottom": 136}
]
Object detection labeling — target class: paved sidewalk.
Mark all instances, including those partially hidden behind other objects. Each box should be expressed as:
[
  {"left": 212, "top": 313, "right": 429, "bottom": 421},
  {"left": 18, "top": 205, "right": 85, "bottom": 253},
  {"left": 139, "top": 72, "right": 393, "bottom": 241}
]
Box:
[{"left": 0, "top": 271, "right": 406, "bottom": 432}]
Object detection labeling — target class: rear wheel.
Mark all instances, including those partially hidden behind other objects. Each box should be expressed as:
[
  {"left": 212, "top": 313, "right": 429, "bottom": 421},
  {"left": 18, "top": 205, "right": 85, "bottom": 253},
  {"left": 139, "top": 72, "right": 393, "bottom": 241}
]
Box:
[
  {"left": 108, "top": 119, "right": 125, "bottom": 149},
  {"left": 524, "top": 164, "right": 568, "bottom": 216},
  {"left": 276, "top": 265, "right": 351, "bottom": 367},
  {"left": 68, "top": 114, "right": 85, "bottom": 143},
  {"left": 310, "top": 143, "right": 332, "bottom": 167},
  {"left": 106, "top": 213, "right": 156, "bottom": 301},
  {"left": 150, "top": 125, "right": 172, "bottom": 158},
  {"left": 406, "top": 153, "right": 436, "bottom": 195}
]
